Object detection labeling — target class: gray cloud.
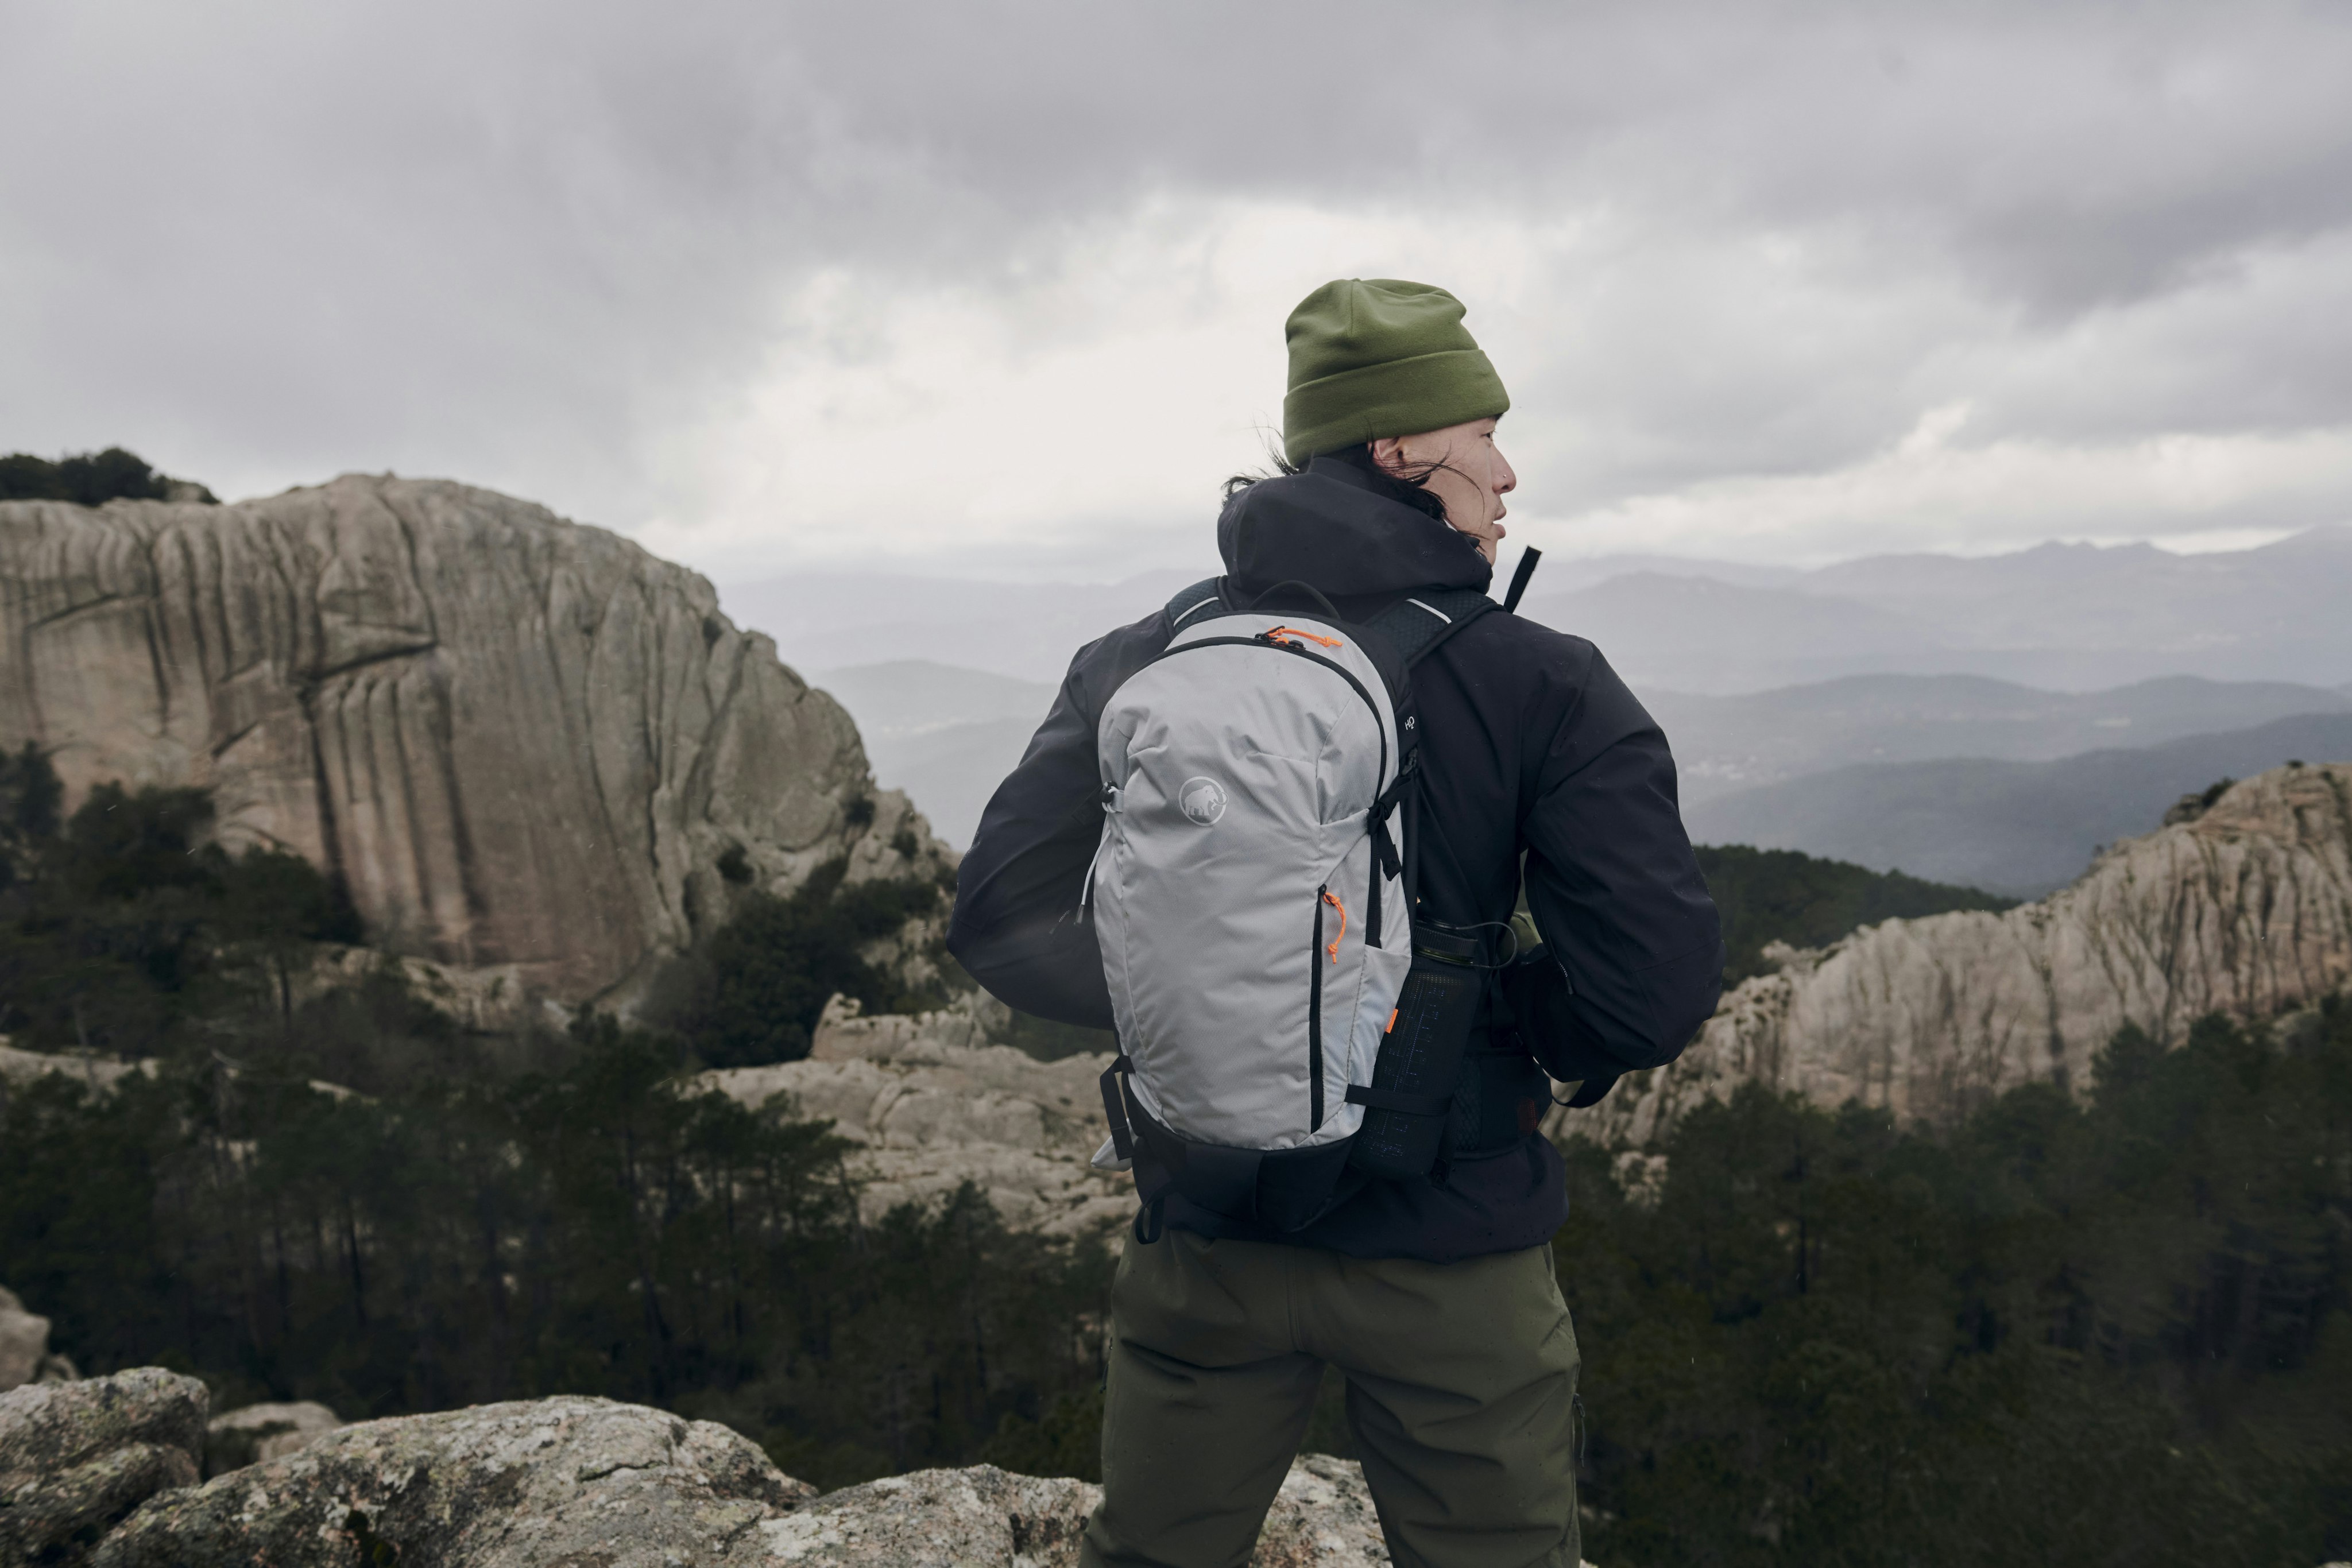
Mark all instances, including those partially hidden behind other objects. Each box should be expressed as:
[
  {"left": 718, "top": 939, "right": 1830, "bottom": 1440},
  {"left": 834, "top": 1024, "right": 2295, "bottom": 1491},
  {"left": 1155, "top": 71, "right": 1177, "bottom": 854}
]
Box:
[{"left": 3, "top": 0, "right": 2349, "bottom": 566}]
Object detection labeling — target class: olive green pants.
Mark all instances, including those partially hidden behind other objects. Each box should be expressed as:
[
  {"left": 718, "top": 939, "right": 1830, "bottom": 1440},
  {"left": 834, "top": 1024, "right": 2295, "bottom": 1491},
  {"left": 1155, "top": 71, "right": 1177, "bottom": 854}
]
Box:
[{"left": 1080, "top": 1232, "right": 1581, "bottom": 1568}]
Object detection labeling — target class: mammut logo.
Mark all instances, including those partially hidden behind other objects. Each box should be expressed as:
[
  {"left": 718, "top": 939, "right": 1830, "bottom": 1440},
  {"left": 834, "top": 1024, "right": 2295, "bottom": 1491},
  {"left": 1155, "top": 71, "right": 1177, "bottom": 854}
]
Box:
[{"left": 1178, "top": 776, "right": 1227, "bottom": 825}]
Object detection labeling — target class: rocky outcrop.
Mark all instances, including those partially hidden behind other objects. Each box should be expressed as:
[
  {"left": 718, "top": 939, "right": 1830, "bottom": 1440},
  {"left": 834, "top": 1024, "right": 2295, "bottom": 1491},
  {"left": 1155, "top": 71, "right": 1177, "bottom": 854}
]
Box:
[
  {"left": 84, "top": 1382, "right": 1456, "bottom": 1568},
  {"left": 0, "top": 477, "right": 953, "bottom": 1006},
  {"left": 204, "top": 1401, "right": 343, "bottom": 1474},
  {"left": 701, "top": 996, "right": 1131, "bottom": 1240},
  {"left": 1572, "top": 762, "right": 2352, "bottom": 1146},
  {"left": 764, "top": 1452, "right": 1409, "bottom": 1568},
  {"left": 94, "top": 1394, "right": 818, "bottom": 1567},
  {"left": 0, "top": 1368, "right": 208, "bottom": 1566},
  {"left": 0, "top": 1046, "right": 151, "bottom": 1097},
  {"left": 0, "top": 1287, "right": 77, "bottom": 1393}
]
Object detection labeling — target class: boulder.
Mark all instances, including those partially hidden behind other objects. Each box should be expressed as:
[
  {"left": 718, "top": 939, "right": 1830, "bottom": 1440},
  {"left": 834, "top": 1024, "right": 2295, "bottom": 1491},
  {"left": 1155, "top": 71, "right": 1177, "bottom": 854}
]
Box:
[
  {"left": 0, "top": 1287, "right": 78, "bottom": 1393},
  {"left": 0, "top": 1292, "right": 49, "bottom": 1395},
  {"left": 0, "top": 1367, "right": 208, "bottom": 1567},
  {"left": 1570, "top": 762, "right": 2352, "bottom": 1146},
  {"left": 57, "top": 1387, "right": 1591, "bottom": 1567},
  {"left": 763, "top": 1452, "right": 1588, "bottom": 1567},
  {"left": 204, "top": 1401, "right": 343, "bottom": 1474},
  {"left": 91, "top": 1394, "right": 816, "bottom": 1567},
  {"left": 0, "top": 477, "right": 956, "bottom": 1009},
  {"left": 699, "top": 995, "right": 1131, "bottom": 1240}
]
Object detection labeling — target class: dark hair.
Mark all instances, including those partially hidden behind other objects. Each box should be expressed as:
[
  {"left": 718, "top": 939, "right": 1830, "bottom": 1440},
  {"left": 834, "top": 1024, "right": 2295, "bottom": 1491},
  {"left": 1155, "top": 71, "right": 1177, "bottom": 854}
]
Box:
[{"left": 1222, "top": 440, "right": 1457, "bottom": 525}]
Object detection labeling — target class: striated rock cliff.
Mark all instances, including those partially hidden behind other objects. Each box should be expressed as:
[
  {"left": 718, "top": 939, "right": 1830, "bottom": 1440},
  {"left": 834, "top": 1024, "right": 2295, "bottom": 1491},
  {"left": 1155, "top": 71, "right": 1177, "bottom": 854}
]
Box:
[
  {"left": 701, "top": 996, "right": 1131, "bottom": 1240},
  {"left": 0, "top": 477, "right": 953, "bottom": 1004},
  {"left": 1570, "top": 762, "right": 2352, "bottom": 1147}
]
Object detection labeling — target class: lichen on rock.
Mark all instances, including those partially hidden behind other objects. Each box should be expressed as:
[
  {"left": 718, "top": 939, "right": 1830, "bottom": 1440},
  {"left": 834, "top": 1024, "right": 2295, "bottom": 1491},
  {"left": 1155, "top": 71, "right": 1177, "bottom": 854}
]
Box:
[
  {"left": 0, "top": 1367, "right": 208, "bottom": 1567},
  {"left": 92, "top": 1393, "right": 817, "bottom": 1567}
]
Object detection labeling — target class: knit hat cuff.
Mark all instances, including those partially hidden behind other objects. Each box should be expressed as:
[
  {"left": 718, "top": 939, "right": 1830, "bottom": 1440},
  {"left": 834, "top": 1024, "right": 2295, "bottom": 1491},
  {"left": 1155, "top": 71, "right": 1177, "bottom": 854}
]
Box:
[{"left": 1282, "top": 348, "right": 1510, "bottom": 466}]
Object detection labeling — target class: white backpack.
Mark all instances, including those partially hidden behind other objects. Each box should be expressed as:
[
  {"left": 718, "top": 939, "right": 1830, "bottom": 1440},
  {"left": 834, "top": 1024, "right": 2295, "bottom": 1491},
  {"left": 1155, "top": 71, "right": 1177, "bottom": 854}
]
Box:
[{"left": 1089, "top": 577, "right": 1496, "bottom": 1237}]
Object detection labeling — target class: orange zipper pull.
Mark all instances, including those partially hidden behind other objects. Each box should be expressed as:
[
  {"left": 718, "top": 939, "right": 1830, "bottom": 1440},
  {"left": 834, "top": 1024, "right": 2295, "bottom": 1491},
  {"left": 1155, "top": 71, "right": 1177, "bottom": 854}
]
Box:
[{"left": 1322, "top": 888, "right": 1347, "bottom": 962}]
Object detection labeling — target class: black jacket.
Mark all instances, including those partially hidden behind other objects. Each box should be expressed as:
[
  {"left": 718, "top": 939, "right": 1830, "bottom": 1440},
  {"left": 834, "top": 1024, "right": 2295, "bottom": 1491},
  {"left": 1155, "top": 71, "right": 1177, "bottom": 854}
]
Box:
[{"left": 949, "top": 457, "right": 1724, "bottom": 1260}]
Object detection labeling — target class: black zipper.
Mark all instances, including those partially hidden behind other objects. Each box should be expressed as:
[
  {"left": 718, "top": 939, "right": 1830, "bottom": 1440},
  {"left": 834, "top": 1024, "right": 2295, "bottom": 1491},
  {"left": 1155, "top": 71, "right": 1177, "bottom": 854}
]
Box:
[
  {"left": 1309, "top": 882, "right": 1326, "bottom": 1130},
  {"left": 1144, "top": 634, "right": 1391, "bottom": 793}
]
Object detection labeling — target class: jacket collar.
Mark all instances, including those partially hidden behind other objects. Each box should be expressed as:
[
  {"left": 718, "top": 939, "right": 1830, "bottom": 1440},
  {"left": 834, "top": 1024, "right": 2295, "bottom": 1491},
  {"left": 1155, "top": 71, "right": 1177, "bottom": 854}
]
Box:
[{"left": 1215, "top": 456, "right": 1493, "bottom": 604}]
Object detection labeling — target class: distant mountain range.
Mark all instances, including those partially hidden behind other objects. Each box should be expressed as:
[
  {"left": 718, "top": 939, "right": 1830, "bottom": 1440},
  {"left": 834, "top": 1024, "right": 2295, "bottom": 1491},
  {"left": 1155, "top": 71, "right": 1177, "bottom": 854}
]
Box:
[
  {"left": 1653, "top": 673, "right": 2352, "bottom": 804},
  {"left": 1685, "top": 711, "right": 2352, "bottom": 894},
  {"left": 765, "top": 526, "right": 2352, "bottom": 870},
  {"left": 811, "top": 659, "right": 2352, "bottom": 865},
  {"left": 1512, "top": 526, "right": 2352, "bottom": 693},
  {"left": 726, "top": 525, "right": 2352, "bottom": 694}
]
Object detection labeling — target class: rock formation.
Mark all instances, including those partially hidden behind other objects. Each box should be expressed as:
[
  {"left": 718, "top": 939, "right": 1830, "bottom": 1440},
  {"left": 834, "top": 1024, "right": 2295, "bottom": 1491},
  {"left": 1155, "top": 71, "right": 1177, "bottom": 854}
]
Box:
[
  {"left": 0, "top": 1367, "right": 208, "bottom": 1566},
  {"left": 765, "top": 1451, "right": 1407, "bottom": 1568},
  {"left": 0, "top": 477, "right": 953, "bottom": 1005},
  {"left": 67, "top": 1385, "right": 1456, "bottom": 1568},
  {"left": 0, "top": 1288, "right": 78, "bottom": 1393},
  {"left": 92, "top": 1395, "right": 815, "bottom": 1567},
  {"left": 1569, "top": 762, "right": 2352, "bottom": 1147},
  {"left": 700, "top": 995, "right": 1131, "bottom": 1240}
]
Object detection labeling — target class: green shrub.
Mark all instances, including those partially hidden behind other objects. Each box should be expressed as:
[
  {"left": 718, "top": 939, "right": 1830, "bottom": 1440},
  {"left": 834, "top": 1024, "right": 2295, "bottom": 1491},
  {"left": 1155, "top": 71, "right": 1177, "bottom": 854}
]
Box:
[
  {"left": 1695, "top": 843, "right": 2017, "bottom": 984},
  {"left": 0, "top": 447, "right": 216, "bottom": 505},
  {"left": 0, "top": 753, "right": 361, "bottom": 1058},
  {"left": 1560, "top": 1002, "right": 2352, "bottom": 1566},
  {"left": 687, "top": 860, "right": 943, "bottom": 1066}
]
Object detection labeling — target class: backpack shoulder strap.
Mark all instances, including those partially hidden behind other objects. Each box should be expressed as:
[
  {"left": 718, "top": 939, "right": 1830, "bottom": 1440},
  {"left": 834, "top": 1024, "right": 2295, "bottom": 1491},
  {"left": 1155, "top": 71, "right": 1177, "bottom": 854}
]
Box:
[
  {"left": 1360, "top": 587, "right": 1495, "bottom": 671},
  {"left": 1163, "top": 577, "right": 1228, "bottom": 633}
]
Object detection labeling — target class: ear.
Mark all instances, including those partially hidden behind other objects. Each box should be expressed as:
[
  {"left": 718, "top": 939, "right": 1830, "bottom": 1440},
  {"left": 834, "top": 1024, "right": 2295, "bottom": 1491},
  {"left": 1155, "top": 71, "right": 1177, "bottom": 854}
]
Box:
[{"left": 1368, "top": 435, "right": 1411, "bottom": 478}]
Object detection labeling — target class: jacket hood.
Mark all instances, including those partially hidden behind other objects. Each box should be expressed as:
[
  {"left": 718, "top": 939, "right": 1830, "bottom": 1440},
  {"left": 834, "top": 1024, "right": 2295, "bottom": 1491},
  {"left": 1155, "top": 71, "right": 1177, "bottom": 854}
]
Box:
[{"left": 1216, "top": 456, "right": 1492, "bottom": 605}]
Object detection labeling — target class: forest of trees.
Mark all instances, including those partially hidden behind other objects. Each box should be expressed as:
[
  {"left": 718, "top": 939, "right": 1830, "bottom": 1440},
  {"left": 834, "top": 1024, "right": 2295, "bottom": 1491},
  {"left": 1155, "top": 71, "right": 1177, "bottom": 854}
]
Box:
[
  {"left": 1693, "top": 842, "right": 2018, "bottom": 984},
  {"left": 2, "top": 752, "right": 2346, "bottom": 1563}
]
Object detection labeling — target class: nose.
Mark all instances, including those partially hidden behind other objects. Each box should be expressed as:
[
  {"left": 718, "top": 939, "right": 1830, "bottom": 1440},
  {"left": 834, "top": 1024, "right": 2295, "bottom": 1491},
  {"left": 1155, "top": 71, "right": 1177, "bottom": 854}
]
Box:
[{"left": 1494, "top": 448, "right": 1517, "bottom": 496}]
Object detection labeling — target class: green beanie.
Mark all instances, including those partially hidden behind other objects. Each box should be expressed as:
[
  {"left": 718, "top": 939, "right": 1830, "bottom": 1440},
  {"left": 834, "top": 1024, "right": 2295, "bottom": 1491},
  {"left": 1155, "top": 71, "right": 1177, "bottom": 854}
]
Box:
[{"left": 1281, "top": 278, "right": 1510, "bottom": 466}]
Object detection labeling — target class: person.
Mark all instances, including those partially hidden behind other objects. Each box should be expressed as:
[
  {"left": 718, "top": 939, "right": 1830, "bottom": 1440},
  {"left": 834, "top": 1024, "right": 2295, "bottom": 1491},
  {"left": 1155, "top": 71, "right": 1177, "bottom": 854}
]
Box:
[{"left": 950, "top": 278, "right": 1723, "bottom": 1568}]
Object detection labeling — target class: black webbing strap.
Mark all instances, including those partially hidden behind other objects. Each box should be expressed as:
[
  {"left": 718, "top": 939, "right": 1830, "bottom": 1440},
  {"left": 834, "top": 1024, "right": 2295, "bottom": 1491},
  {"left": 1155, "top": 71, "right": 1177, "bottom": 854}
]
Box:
[
  {"left": 1098, "top": 1054, "right": 1136, "bottom": 1163},
  {"left": 1344, "top": 1083, "right": 1453, "bottom": 1117},
  {"left": 1502, "top": 547, "right": 1542, "bottom": 613},
  {"left": 1099, "top": 1052, "right": 1177, "bottom": 1242}
]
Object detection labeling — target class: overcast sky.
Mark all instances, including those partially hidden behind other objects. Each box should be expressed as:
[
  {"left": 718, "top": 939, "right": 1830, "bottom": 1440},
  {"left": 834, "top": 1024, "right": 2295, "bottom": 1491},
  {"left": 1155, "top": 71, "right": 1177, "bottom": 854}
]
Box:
[{"left": 6, "top": 1, "right": 2351, "bottom": 584}]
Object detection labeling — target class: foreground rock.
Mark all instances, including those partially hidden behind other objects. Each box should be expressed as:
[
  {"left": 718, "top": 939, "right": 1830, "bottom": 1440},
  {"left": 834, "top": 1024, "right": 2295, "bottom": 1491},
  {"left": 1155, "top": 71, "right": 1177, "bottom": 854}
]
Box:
[
  {"left": 700, "top": 995, "right": 1130, "bottom": 1240},
  {"left": 87, "top": 1391, "right": 1449, "bottom": 1567},
  {"left": 1573, "top": 762, "right": 2352, "bottom": 1145},
  {"left": 94, "top": 1395, "right": 817, "bottom": 1567},
  {"left": 0, "top": 1368, "right": 207, "bottom": 1566},
  {"left": 204, "top": 1400, "right": 343, "bottom": 1474},
  {"left": 764, "top": 1451, "right": 1406, "bottom": 1567},
  {"left": 0, "top": 476, "right": 954, "bottom": 1006}
]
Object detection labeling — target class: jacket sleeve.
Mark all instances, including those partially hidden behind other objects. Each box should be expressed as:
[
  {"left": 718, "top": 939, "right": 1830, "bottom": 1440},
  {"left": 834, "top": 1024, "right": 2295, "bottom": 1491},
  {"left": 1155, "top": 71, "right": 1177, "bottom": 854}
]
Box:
[
  {"left": 947, "top": 613, "right": 1167, "bottom": 1028},
  {"left": 1518, "top": 648, "right": 1724, "bottom": 1077}
]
